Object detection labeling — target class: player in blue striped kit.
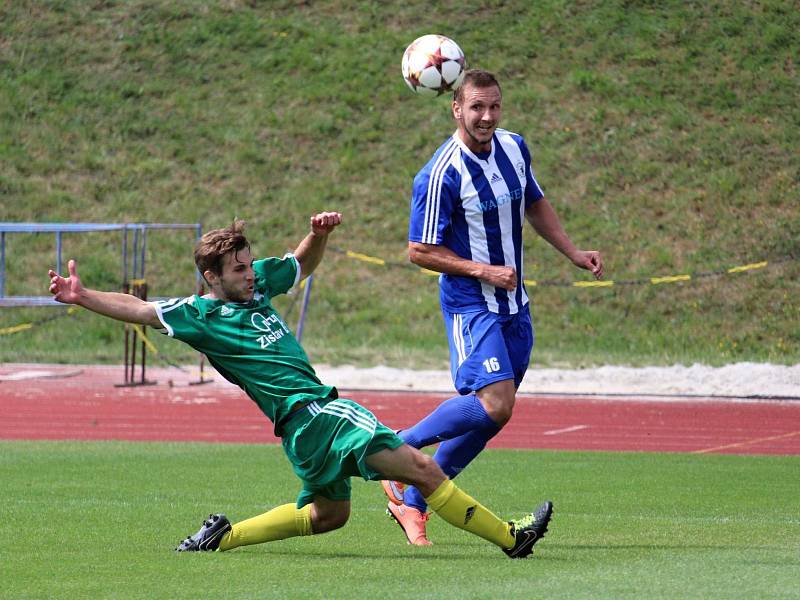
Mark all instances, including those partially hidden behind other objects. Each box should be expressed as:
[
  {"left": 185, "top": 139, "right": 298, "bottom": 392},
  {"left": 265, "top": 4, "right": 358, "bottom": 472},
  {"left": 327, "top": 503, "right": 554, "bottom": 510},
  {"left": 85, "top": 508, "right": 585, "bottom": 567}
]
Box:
[{"left": 383, "top": 69, "right": 604, "bottom": 547}]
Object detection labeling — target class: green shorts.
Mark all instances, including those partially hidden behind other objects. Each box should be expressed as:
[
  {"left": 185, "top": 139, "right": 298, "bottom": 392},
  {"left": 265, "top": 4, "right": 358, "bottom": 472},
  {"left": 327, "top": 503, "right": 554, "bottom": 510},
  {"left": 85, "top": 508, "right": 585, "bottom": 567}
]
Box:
[{"left": 280, "top": 398, "right": 404, "bottom": 508}]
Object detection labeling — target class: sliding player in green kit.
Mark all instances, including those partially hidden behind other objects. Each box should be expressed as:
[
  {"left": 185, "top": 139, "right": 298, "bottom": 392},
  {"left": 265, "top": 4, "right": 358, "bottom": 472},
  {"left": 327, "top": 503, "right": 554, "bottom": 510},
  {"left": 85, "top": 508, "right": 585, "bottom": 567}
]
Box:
[{"left": 47, "top": 212, "right": 552, "bottom": 559}]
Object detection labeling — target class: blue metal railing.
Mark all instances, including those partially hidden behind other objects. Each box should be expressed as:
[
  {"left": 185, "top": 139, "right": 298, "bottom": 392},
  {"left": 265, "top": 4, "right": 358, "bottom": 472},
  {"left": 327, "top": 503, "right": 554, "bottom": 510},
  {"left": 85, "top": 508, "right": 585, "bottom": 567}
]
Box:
[{"left": 0, "top": 223, "right": 203, "bottom": 306}]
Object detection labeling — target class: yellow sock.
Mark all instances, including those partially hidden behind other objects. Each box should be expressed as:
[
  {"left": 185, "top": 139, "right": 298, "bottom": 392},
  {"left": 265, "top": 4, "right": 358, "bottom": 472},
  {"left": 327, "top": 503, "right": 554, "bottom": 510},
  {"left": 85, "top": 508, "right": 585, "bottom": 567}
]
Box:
[
  {"left": 218, "top": 503, "right": 313, "bottom": 551},
  {"left": 425, "top": 479, "right": 514, "bottom": 549}
]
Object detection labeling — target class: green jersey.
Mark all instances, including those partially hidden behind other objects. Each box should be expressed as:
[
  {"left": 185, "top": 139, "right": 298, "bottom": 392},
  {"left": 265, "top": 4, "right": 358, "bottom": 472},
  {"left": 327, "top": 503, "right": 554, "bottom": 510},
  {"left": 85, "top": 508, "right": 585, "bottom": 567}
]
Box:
[{"left": 151, "top": 254, "right": 336, "bottom": 434}]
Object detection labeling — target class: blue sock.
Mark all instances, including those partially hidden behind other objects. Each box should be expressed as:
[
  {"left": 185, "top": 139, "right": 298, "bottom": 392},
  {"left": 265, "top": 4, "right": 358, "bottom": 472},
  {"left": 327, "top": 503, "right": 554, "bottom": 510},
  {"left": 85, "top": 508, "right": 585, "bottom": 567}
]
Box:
[
  {"left": 400, "top": 394, "right": 492, "bottom": 449},
  {"left": 403, "top": 396, "right": 500, "bottom": 513},
  {"left": 433, "top": 426, "right": 500, "bottom": 479}
]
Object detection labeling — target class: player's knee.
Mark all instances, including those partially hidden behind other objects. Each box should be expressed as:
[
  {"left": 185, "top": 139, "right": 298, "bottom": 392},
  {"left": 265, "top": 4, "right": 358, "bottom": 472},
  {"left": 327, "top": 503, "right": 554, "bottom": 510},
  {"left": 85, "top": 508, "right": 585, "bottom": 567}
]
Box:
[
  {"left": 324, "top": 511, "right": 349, "bottom": 532},
  {"left": 485, "top": 402, "right": 514, "bottom": 426},
  {"left": 479, "top": 396, "right": 514, "bottom": 426},
  {"left": 312, "top": 507, "right": 350, "bottom": 533},
  {"left": 477, "top": 384, "right": 516, "bottom": 426},
  {"left": 416, "top": 450, "right": 441, "bottom": 474},
  {"left": 408, "top": 449, "right": 446, "bottom": 491}
]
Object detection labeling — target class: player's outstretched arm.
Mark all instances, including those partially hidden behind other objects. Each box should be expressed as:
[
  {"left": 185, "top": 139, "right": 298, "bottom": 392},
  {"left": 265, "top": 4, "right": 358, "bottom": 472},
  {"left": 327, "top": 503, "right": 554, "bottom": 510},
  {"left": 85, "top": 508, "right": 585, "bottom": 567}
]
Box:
[
  {"left": 525, "top": 199, "right": 604, "bottom": 279},
  {"left": 408, "top": 242, "right": 518, "bottom": 291},
  {"left": 48, "top": 259, "right": 161, "bottom": 328},
  {"left": 294, "top": 211, "right": 342, "bottom": 280}
]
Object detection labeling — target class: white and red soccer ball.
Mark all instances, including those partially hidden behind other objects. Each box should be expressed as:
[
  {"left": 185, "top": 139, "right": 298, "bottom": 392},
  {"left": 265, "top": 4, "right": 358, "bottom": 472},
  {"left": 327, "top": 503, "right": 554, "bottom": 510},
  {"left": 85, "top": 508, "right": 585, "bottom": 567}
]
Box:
[{"left": 401, "top": 34, "right": 466, "bottom": 97}]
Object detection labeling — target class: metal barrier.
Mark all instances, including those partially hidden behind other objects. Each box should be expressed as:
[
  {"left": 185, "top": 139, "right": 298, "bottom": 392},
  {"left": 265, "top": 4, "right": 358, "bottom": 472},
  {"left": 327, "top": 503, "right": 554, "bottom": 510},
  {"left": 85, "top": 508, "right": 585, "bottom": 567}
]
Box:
[
  {"left": 0, "top": 222, "right": 203, "bottom": 306},
  {"left": 1, "top": 222, "right": 317, "bottom": 385},
  {"left": 0, "top": 222, "right": 203, "bottom": 386}
]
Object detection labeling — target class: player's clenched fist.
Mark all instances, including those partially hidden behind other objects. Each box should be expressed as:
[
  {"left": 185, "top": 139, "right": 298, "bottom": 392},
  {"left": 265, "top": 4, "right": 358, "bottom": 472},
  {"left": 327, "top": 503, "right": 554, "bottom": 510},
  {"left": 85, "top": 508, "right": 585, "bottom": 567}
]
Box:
[{"left": 310, "top": 212, "right": 342, "bottom": 235}]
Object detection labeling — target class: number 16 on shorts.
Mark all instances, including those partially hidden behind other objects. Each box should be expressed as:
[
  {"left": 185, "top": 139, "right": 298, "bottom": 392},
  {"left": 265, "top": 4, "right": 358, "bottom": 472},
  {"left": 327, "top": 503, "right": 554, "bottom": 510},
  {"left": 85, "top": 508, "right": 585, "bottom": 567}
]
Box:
[
  {"left": 483, "top": 357, "right": 501, "bottom": 373},
  {"left": 445, "top": 308, "right": 533, "bottom": 394}
]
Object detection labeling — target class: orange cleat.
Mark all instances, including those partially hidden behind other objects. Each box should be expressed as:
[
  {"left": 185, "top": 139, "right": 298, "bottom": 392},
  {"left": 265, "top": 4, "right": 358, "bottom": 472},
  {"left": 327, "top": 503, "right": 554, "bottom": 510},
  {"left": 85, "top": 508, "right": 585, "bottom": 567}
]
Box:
[
  {"left": 381, "top": 480, "right": 406, "bottom": 505},
  {"left": 386, "top": 502, "right": 432, "bottom": 546}
]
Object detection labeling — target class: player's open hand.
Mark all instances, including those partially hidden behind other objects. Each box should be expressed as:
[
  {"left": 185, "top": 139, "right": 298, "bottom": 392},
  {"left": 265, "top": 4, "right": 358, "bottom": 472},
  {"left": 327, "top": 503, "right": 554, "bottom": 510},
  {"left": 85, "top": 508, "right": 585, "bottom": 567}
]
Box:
[
  {"left": 573, "top": 250, "right": 604, "bottom": 279},
  {"left": 48, "top": 259, "right": 84, "bottom": 305},
  {"left": 310, "top": 212, "right": 342, "bottom": 236}
]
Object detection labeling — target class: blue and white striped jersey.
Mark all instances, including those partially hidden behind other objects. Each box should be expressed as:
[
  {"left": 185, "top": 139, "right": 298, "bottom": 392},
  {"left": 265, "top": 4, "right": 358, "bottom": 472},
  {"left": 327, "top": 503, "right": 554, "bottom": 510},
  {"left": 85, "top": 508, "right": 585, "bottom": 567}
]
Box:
[{"left": 408, "top": 128, "right": 545, "bottom": 314}]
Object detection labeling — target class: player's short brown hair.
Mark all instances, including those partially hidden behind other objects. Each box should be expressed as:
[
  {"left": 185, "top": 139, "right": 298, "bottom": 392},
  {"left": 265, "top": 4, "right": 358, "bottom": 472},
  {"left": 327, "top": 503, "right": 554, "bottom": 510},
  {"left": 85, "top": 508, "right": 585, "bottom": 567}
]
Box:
[
  {"left": 194, "top": 219, "right": 251, "bottom": 277},
  {"left": 454, "top": 69, "right": 502, "bottom": 103}
]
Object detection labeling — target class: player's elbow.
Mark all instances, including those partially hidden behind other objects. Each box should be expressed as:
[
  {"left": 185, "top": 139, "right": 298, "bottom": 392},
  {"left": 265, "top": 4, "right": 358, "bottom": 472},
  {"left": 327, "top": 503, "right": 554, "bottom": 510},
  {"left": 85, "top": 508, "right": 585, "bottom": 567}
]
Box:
[
  {"left": 407, "top": 243, "right": 426, "bottom": 267},
  {"left": 142, "top": 306, "right": 162, "bottom": 329}
]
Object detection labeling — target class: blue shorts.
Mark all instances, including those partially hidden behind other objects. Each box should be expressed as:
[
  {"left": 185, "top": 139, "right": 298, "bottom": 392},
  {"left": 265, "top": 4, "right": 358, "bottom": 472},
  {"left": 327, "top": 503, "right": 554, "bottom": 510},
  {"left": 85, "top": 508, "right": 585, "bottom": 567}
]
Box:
[{"left": 442, "top": 306, "right": 534, "bottom": 394}]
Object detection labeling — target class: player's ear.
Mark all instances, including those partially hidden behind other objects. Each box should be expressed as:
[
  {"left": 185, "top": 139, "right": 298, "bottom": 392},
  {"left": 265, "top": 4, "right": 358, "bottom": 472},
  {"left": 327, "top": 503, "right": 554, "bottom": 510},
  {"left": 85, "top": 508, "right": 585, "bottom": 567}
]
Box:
[
  {"left": 203, "top": 269, "right": 219, "bottom": 286},
  {"left": 452, "top": 100, "right": 461, "bottom": 120}
]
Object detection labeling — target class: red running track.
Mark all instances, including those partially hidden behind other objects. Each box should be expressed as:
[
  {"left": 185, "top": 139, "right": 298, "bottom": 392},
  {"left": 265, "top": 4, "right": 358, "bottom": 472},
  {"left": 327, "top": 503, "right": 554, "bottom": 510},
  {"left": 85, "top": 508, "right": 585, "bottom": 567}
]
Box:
[{"left": 1, "top": 365, "right": 799, "bottom": 455}]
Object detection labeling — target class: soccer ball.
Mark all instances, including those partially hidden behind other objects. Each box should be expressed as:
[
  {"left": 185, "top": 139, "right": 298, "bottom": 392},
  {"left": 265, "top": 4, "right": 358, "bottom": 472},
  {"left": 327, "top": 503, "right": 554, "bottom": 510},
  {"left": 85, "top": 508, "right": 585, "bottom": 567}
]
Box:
[{"left": 401, "top": 34, "right": 466, "bottom": 97}]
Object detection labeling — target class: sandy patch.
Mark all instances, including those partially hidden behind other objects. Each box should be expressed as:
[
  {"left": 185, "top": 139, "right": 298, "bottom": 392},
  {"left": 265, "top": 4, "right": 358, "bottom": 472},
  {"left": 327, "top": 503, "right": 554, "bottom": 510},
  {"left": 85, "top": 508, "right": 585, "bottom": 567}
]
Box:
[{"left": 315, "top": 362, "right": 800, "bottom": 398}]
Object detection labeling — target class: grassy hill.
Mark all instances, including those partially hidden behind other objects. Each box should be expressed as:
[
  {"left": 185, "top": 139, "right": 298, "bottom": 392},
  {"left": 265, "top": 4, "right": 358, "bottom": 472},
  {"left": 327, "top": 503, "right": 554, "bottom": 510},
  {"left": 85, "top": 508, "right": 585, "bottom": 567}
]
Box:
[{"left": 1, "top": 1, "right": 798, "bottom": 368}]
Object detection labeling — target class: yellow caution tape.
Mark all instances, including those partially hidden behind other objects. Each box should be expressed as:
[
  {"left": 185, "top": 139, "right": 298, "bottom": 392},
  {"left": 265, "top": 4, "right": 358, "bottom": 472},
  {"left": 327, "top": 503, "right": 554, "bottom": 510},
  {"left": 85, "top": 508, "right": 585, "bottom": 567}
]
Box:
[
  {"left": 0, "top": 323, "right": 34, "bottom": 335},
  {"left": 650, "top": 274, "right": 691, "bottom": 285},
  {"left": 0, "top": 251, "right": 789, "bottom": 343},
  {"left": 0, "top": 305, "right": 81, "bottom": 335},
  {"left": 573, "top": 280, "right": 614, "bottom": 288},
  {"left": 728, "top": 261, "right": 768, "bottom": 273},
  {"left": 129, "top": 323, "right": 158, "bottom": 355},
  {"left": 346, "top": 251, "right": 385, "bottom": 266}
]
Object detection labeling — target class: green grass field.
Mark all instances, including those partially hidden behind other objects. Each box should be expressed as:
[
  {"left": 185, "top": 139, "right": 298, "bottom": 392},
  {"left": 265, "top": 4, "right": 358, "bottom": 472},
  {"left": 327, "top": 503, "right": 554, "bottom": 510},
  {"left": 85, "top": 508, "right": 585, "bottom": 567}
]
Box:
[
  {"left": 1, "top": 1, "right": 798, "bottom": 367},
  {"left": 2, "top": 6, "right": 797, "bottom": 598},
  {"left": 2, "top": 440, "right": 798, "bottom": 599}
]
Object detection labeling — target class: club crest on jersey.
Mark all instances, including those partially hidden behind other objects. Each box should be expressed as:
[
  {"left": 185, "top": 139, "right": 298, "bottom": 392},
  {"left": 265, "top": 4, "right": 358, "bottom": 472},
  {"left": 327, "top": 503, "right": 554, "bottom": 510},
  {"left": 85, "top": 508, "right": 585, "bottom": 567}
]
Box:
[
  {"left": 250, "top": 312, "right": 290, "bottom": 349},
  {"left": 516, "top": 161, "right": 525, "bottom": 176}
]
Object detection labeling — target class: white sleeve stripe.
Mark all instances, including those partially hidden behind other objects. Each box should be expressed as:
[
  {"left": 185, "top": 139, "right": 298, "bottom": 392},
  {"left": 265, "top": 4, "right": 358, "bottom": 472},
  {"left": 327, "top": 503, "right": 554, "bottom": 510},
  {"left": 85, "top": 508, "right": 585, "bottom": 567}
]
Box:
[
  {"left": 149, "top": 301, "right": 175, "bottom": 337},
  {"left": 282, "top": 253, "right": 302, "bottom": 288},
  {"left": 159, "top": 296, "right": 193, "bottom": 314},
  {"left": 425, "top": 140, "right": 457, "bottom": 243},
  {"left": 423, "top": 139, "right": 458, "bottom": 244}
]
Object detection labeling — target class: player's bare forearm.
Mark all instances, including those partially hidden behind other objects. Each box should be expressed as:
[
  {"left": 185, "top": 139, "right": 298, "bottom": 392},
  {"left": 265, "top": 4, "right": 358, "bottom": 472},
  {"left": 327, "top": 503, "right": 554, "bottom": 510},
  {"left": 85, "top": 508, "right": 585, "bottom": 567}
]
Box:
[
  {"left": 78, "top": 289, "right": 161, "bottom": 327},
  {"left": 408, "top": 242, "right": 518, "bottom": 290},
  {"left": 294, "top": 232, "right": 328, "bottom": 279},
  {"left": 408, "top": 242, "right": 478, "bottom": 276},
  {"left": 525, "top": 199, "right": 604, "bottom": 279},
  {"left": 295, "top": 212, "right": 342, "bottom": 279},
  {"left": 525, "top": 199, "right": 578, "bottom": 259},
  {"left": 49, "top": 259, "right": 160, "bottom": 327}
]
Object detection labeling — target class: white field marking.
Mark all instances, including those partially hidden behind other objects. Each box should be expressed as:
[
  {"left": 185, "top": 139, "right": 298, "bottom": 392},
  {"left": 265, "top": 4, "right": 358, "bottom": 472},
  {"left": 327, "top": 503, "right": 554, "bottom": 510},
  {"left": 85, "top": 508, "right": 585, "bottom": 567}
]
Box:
[
  {"left": 0, "top": 369, "right": 83, "bottom": 381},
  {"left": 168, "top": 397, "right": 219, "bottom": 405},
  {"left": 543, "top": 424, "right": 589, "bottom": 436},
  {"left": 692, "top": 430, "right": 800, "bottom": 454}
]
